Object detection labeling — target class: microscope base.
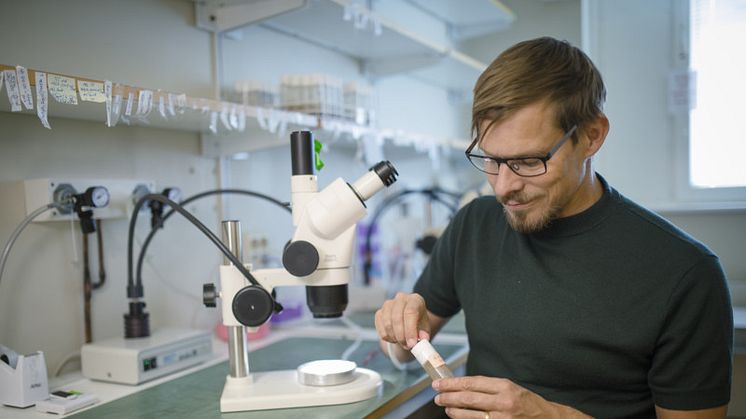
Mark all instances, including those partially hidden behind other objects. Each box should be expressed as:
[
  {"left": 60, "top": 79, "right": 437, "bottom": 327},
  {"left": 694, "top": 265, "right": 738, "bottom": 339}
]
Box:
[{"left": 219, "top": 368, "right": 382, "bottom": 412}]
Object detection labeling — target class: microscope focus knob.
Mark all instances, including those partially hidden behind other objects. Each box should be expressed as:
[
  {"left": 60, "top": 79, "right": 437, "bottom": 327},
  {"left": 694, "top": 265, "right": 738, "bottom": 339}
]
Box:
[
  {"left": 203, "top": 283, "right": 218, "bottom": 307},
  {"left": 232, "top": 286, "right": 274, "bottom": 327},
  {"left": 282, "top": 240, "right": 319, "bottom": 277}
]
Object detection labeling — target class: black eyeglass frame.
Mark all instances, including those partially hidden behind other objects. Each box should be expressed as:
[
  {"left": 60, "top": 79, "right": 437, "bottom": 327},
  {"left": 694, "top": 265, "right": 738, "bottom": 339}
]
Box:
[{"left": 464, "top": 125, "right": 578, "bottom": 177}]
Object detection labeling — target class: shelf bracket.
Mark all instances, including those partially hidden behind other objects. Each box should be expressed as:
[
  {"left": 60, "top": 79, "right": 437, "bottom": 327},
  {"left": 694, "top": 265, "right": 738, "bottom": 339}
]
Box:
[{"left": 195, "top": 0, "right": 308, "bottom": 33}]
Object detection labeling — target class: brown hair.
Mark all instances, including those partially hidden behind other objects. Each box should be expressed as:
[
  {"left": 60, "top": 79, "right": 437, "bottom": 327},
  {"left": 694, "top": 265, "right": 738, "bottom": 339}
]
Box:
[{"left": 471, "top": 37, "right": 606, "bottom": 143}]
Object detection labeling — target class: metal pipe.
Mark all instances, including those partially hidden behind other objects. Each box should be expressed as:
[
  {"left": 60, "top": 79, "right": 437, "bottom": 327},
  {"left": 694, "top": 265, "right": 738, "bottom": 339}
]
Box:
[{"left": 221, "top": 220, "right": 249, "bottom": 378}]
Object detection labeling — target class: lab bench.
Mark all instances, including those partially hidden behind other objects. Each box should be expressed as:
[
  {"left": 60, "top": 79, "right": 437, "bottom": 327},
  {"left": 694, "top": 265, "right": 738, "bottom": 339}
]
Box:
[
  {"left": 69, "top": 338, "right": 465, "bottom": 419},
  {"left": 0, "top": 312, "right": 468, "bottom": 419}
]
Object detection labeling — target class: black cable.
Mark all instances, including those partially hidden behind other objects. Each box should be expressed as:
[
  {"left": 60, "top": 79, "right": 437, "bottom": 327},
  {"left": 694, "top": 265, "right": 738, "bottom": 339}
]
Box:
[
  {"left": 127, "top": 194, "right": 282, "bottom": 313},
  {"left": 362, "top": 188, "right": 460, "bottom": 285},
  {"left": 134, "top": 189, "right": 291, "bottom": 292},
  {"left": 92, "top": 219, "right": 106, "bottom": 290},
  {"left": 82, "top": 230, "right": 93, "bottom": 344}
]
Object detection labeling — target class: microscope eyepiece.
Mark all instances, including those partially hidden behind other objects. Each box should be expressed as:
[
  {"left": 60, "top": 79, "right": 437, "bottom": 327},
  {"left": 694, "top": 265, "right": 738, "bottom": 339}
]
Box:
[
  {"left": 370, "top": 161, "right": 398, "bottom": 187},
  {"left": 290, "top": 131, "right": 315, "bottom": 176}
]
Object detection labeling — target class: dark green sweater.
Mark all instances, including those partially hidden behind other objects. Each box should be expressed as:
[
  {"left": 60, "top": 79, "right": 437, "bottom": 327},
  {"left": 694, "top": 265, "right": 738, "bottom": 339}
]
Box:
[{"left": 414, "top": 175, "right": 733, "bottom": 418}]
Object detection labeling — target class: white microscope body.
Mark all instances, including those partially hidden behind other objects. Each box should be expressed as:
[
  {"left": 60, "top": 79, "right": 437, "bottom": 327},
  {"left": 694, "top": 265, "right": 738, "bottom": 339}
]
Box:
[{"left": 206, "top": 131, "right": 398, "bottom": 412}]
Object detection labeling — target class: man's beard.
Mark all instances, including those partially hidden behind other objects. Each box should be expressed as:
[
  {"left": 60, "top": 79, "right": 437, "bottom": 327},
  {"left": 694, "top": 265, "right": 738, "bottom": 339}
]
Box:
[{"left": 499, "top": 192, "right": 561, "bottom": 234}]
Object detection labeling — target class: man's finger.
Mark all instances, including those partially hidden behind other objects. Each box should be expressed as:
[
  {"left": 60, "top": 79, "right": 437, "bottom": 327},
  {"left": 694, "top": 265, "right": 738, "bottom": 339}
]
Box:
[
  {"left": 390, "top": 293, "right": 408, "bottom": 346},
  {"left": 443, "top": 407, "right": 494, "bottom": 419},
  {"left": 435, "top": 391, "right": 495, "bottom": 412},
  {"left": 434, "top": 376, "right": 509, "bottom": 394},
  {"left": 402, "top": 301, "right": 422, "bottom": 349}
]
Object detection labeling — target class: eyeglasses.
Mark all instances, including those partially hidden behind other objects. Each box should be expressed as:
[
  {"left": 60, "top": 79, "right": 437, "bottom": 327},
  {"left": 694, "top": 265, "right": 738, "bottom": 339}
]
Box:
[{"left": 465, "top": 125, "right": 577, "bottom": 177}]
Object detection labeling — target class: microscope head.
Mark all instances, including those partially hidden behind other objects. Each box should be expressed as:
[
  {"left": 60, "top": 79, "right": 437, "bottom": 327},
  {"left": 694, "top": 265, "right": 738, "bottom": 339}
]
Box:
[{"left": 287, "top": 131, "right": 398, "bottom": 319}]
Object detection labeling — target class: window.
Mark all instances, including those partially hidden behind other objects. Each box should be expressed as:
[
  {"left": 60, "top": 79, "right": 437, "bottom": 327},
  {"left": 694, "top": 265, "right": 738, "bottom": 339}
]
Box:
[{"left": 686, "top": 0, "right": 746, "bottom": 195}]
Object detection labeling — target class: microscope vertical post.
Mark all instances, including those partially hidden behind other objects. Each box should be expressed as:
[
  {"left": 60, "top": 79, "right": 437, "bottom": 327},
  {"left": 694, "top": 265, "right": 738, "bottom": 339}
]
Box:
[{"left": 221, "top": 220, "right": 249, "bottom": 379}]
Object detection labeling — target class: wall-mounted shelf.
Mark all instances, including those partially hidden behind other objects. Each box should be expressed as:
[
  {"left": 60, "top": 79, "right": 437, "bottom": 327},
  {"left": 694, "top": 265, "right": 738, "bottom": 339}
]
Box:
[
  {"left": 407, "top": 0, "right": 515, "bottom": 41},
  {"left": 1, "top": 64, "right": 470, "bottom": 159},
  {"left": 197, "top": 0, "right": 513, "bottom": 94}
]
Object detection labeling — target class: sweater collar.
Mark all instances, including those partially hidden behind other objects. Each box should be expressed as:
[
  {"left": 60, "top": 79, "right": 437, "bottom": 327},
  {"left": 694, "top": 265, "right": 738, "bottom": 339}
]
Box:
[{"left": 526, "top": 173, "right": 613, "bottom": 239}]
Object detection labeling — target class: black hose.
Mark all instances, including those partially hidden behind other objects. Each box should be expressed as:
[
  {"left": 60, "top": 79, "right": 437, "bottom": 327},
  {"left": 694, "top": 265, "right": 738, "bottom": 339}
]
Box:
[
  {"left": 126, "top": 194, "right": 283, "bottom": 315},
  {"left": 134, "top": 189, "right": 290, "bottom": 292},
  {"left": 92, "top": 219, "right": 106, "bottom": 290}
]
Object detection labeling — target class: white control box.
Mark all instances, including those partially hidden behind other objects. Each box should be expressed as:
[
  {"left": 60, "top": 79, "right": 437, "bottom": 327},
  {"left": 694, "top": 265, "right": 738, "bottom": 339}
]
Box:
[
  {"left": 23, "top": 178, "right": 155, "bottom": 222},
  {"left": 81, "top": 328, "right": 213, "bottom": 385}
]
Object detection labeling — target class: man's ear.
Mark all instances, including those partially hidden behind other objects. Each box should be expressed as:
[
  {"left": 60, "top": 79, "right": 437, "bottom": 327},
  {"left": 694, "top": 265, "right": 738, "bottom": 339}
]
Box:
[{"left": 582, "top": 113, "right": 610, "bottom": 158}]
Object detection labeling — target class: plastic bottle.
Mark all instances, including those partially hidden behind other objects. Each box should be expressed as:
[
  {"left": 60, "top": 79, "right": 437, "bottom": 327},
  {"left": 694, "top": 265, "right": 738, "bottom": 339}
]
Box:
[{"left": 411, "top": 339, "right": 454, "bottom": 380}]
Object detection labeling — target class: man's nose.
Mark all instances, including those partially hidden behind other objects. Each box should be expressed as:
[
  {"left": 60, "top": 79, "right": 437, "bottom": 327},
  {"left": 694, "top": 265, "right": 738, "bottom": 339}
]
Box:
[{"left": 489, "top": 166, "right": 524, "bottom": 198}]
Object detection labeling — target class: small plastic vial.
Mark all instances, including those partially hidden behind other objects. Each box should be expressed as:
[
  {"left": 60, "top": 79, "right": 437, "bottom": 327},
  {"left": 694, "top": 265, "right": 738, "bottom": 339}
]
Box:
[{"left": 411, "top": 340, "right": 454, "bottom": 380}]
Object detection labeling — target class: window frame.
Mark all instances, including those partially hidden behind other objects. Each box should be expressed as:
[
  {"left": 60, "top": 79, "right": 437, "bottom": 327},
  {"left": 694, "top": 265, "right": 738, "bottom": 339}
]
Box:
[{"left": 673, "top": 0, "right": 746, "bottom": 203}]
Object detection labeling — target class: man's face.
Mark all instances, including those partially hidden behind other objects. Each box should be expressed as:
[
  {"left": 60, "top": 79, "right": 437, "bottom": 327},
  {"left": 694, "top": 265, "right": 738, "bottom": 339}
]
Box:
[{"left": 478, "top": 102, "right": 590, "bottom": 233}]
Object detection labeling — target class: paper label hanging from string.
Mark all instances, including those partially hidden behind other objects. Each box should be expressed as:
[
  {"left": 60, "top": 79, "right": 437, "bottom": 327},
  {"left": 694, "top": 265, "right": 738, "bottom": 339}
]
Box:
[
  {"left": 209, "top": 111, "right": 218, "bottom": 134},
  {"left": 229, "top": 105, "right": 238, "bottom": 129},
  {"left": 0, "top": 70, "right": 4, "bottom": 93},
  {"left": 104, "top": 80, "right": 112, "bottom": 127},
  {"left": 237, "top": 106, "right": 246, "bottom": 132},
  {"left": 16, "top": 66, "right": 34, "bottom": 110},
  {"left": 111, "top": 86, "right": 122, "bottom": 127},
  {"left": 143, "top": 91, "right": 153, "bottom": 115},
  {"left": 124, "top": 91, "right": 134, "bottom": 116},
  {"left": 47, "top": 74, "right": 78, "bottom": 105},
  {"left": 158, "top": 95, "right": 167, "bottom": 119},
  {"left": 34, "top": 72, "right": 51, "bottom": 129},
  {"left": 220, "top": 105, "right": 232, "bottom": 130},
  {"left": 136, "top": 90, "right": 153, "bottom": 116},
  {"left": 176, "top": 93, "right": 186, "bottom": 113},
  {"left": 167, "top": 93, "right": 175, "bottom": 116},
  {"left": 3, "top": 70, "right": 22, "bottom": 111},
  {"left": 78, "top": 80, "right": 106, "bottom": 103},
  {"left": 256, "top": 107, "right": 267, "bottom": 130}
]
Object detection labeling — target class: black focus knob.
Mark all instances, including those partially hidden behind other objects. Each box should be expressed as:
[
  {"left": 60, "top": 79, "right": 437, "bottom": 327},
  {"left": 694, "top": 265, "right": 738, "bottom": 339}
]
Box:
[
  {"left": 203, "top": 283, "right": 218, "bottom": 307},
  {"left": 282, "top": 240, "right": 319, "bottom": 277},
  {"left": 232, "top": 286, "right": 274, "bottom": 327}
]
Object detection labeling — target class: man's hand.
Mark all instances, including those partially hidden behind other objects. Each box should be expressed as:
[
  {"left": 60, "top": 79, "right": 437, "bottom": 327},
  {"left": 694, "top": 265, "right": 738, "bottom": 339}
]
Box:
[
  {"left": 374, "top": 292, "right": 432, "bottom": 350},
  {"left": 432, "top": 376, "right": 592, "bottom": 419}
]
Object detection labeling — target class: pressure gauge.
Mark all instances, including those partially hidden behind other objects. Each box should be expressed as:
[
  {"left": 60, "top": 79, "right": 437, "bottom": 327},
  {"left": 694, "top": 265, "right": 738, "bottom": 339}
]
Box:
[{"left": 84, "top": 186, "right": 110, "bottom": 208}]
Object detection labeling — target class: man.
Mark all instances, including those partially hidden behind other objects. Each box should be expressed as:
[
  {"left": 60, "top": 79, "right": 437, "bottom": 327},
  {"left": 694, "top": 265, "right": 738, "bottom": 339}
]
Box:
[{"left": 374, "top": 37, "right": 733, "bottom": 418}]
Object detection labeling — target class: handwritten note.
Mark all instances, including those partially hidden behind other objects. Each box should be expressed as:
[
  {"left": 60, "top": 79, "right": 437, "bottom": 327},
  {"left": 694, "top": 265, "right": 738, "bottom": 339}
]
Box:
[
  {"left": 3, "top": 70, "right": 22, "bottom": 111},
  {"left": 104, "top": 80, "right": 112, "bottom": 126},
  {"left": 35, "top": 72, "right": 51, "bottom": 129},
  {"left": 48, "top": 74, "right": 78, "bottom": 105},
  {"left": 78, "top": 80, "right": 106, "bottom": 103},
  {"left": 16, "top": 66, "right": 34, "bottom": 110}
]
